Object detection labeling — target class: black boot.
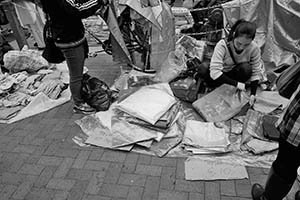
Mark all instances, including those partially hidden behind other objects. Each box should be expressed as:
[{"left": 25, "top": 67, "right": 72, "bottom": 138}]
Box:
[
  {"left": 295, "top": 190, "right": 300, "bottom": 200},
  {"left": 251, "top": 183, "right": 268, "bottom": 200},
  {"left": 263, "top": 167, "right": 294, "bottom": 200}
]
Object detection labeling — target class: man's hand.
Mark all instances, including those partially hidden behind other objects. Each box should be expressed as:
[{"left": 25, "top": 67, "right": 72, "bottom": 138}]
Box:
[
  {"left": 237, "top": 82, "right": 246, "bottom": 91},
  {"left": 249, "top": 95, "right": 256, "bottom": 107}
]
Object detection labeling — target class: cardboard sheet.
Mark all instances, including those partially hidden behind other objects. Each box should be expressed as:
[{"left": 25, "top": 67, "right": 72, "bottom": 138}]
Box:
[{"left": 185, "top": 157, "right": 248, "bottom": 180}]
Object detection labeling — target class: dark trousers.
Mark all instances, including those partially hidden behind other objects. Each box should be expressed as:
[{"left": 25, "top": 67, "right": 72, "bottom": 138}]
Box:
[
  {"left": 272, "top": 137, "right": 300, "bottom": 184},
  {"left": 61, "top": 42, "right": 86, "bottom": 105},
  {"left": 198, "top": 62, "right": 252, "bottom": 87}
]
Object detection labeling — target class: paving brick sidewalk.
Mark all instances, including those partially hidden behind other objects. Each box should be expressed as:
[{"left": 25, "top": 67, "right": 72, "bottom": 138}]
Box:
[{"left": 0, "top": 51, "right": 278, "bottom": 200}]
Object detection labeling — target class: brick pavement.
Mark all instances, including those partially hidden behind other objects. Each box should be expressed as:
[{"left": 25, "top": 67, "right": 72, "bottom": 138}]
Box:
[{"left": 0, "top": 50, "right": 276, "bottom": 200}]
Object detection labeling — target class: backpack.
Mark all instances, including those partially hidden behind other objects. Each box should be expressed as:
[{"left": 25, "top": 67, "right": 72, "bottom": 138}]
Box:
[
  {"left": 81, "top": 73, "right": 113, "bottom": 111},
  {"left": 275, "top": 60, "right": 300, "bottom": 99}
]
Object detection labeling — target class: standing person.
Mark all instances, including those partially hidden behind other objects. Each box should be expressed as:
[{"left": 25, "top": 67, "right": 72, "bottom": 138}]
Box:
[
  {"left": 251, "top": 84, "right": 300, "bottom": 200},
  {"left": 198, "top": 19, "right": 265, "bottom": 106},
  {"left": 39, "top": 0, "right": 107, "bottom": 114}
]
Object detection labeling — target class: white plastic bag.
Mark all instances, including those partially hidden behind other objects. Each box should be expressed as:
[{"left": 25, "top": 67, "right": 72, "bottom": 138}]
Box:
[{"left": 155, "top": 51, "right": 186, "bottom": 83}]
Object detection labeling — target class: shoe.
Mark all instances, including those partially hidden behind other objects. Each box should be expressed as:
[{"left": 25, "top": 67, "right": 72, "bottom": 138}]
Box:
[
  {"left": 251, "top": 183, "right": 267, "bottom": 200},
  {"left": 73, "top": 103, "right": 96, "bottom": 114},
  {"left": 295, "top": 190, "right": 300, "bottom": 200}
]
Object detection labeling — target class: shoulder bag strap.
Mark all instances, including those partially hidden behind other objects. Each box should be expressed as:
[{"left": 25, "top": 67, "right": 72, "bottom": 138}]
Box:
[
  {"left": 43, "top": 13, "right": 53, "bottom": 38},
  {"left": 226, "top": 40, "right": 237, "bottom": 65}
]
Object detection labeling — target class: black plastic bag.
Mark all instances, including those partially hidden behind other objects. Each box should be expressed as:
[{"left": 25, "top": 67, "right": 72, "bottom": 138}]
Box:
[{"left": 81, "top": 74, "right": 113, "bottom": 111}]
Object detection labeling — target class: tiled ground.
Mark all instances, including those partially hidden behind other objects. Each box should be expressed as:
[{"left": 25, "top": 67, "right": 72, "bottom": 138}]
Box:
[{"left": 0, "top": 51, "right": 276, "bottom": 200}]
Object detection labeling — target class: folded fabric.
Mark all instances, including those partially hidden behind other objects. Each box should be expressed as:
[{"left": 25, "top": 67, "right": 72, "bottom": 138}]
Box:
[
  {"left": 241, "top": 109, "right": 265, "bottom": 143},
  {"left": 123, "top": 101, "right": 180, "bottom": 130},
  {"left": 10, "top": 71, "right": 28, "bottom": 84},
  {"left": 245, "top": 138, "right": 278, "bottom": 155},
  {"left": 116, "top": 83, "right": 176, "bottom": 125},
  {"left": 0, "top": 74, "right": 15, "bottom": 92},
  {"left": 0, "top": 106, "right": 23, "bottom": 120},
  {"left": 183, "top": 120, "right": 229, "bottom": 148},
  {"left": 111, "top": 116, "right": 158, "bottom": 148},
  {"left": 192, "top": 84, "right": 249, "bottom": 122},
  {"left": 32, "top": 79, "right": 65, "bottom": 99},
  {"left": 0, "top": 92, "right": 30, "bottom": 107},
  {"left": 253, "top": 91, "right": 289, "bottom": 114}
]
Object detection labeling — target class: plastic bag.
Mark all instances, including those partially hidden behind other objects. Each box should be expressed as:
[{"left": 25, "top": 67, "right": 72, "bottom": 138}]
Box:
[
  {"left": 155, "top": 51, "right": 186, "bottom": 83},
  {"left": 81, "top": 73, "right": 113, "bottom": 111},
  {"left": 3, "top": 46, "right": 49, "bottom": 73}
]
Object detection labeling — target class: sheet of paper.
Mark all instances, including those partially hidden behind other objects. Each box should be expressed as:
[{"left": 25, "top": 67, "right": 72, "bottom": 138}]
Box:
[{"left": 185, "top": 157, "right": 248, "bottom": 180}]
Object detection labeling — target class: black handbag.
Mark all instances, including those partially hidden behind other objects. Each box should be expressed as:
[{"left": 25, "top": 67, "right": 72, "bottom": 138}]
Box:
[{"left": 42, "top": 16, "right": 65, "bottom": 64}]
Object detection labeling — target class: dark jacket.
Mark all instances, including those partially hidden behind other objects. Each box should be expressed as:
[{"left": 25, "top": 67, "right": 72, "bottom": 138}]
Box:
[{"left": 40, "top": 0, "right": 102, "bottom": 44}]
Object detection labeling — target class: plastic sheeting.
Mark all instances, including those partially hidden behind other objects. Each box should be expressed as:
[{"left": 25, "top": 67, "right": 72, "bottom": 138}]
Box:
[
  {"left": 116, "top": 83, "right": 176, "bottom": 125},
  {"left": 183, "top": 120, "right": 229, "bottom": 148},
  {"left": 74, "top": 102, "right": 185, "bottom": 157},
  {"left": 111, "top": 0, "right": 175, "bottom": 70},
  {"left": 0, "top": 89, "right": 71, "bottom": 124},
  {"left": 253, "top": 91, "right": 289, "bottom": 114},
  {"left": 192, "top": 84, "right": 249, "bottom": 122},
  {"left": 222, "top": 0, "right": 300, "bottom": 66}
]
